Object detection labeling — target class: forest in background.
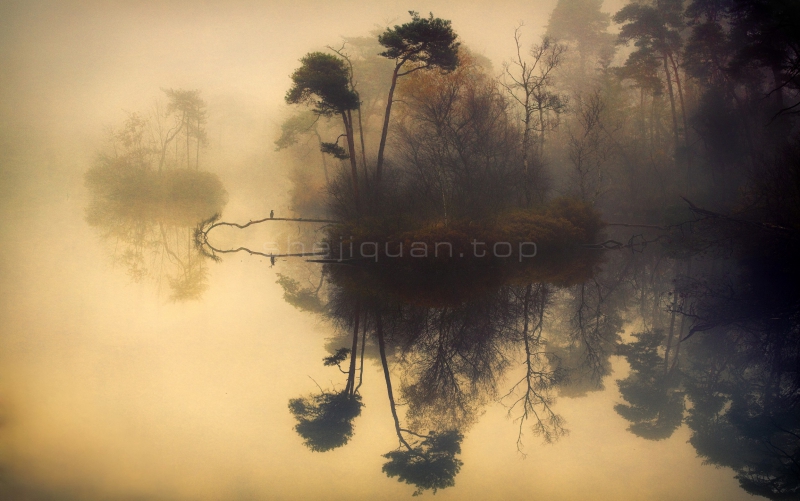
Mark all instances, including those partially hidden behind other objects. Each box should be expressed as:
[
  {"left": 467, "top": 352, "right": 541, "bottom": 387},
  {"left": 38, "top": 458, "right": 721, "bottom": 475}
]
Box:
[
  {"left": 275, "top": 0, "right": 799, "bottom": 234},
  {"left": 268, "top": 1, "right": 800, "bottom": 498}
]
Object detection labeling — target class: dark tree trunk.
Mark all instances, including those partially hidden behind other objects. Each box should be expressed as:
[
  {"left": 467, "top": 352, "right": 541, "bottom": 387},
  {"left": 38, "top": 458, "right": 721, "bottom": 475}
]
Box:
[
  {"left": 158, "top": 122, "right": 183, "bottom": 172},
  {"left": 376, "top": 66, "right": 400, "bottom": 184},
  {"left": 345, "top": 302, "right": 360, "bottom": 396},
  {"left": 342, "top": 111, "right": 360, "bottom": 212},
  {"left": 662, "top": 54, "right": 680, "bottom": 155},
  {"left": 376, "top": 314, "right": 412, "bottom": 450},
  {"left": 669, "top": 54, "right": 691, "bottom": 192}
]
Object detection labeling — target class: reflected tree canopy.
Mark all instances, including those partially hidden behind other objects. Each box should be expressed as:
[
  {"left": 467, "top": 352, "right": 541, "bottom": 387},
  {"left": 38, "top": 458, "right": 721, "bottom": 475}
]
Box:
[
  {"left": 288, "top": 390, "right": 363, "bottom": 452},
  {"left": 382, "top": 430, "right": 464, "bottom": 497},
  {"left": 609, "top": 215, "right": 800, "bottom": 499},
  {"left": 275, "top": 213, "right": 800, "bottom": 497},
  {"left": 281, "top": 258, "right": 605, "bottom": 493},
  {"left": 615, "top": 330, "right": 684, "bottom": 440}
]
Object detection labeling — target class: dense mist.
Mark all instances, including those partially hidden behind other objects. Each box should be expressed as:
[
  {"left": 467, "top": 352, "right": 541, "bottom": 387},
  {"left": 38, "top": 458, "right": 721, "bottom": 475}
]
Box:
[{"left": 2, "top": 1, "right": 798, "bottom": 500}]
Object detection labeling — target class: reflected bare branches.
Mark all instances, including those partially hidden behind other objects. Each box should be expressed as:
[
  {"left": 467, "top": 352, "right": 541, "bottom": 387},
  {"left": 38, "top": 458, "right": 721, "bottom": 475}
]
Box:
[{"left": 501, "top": 284, "right": 567, "bottom": 454}]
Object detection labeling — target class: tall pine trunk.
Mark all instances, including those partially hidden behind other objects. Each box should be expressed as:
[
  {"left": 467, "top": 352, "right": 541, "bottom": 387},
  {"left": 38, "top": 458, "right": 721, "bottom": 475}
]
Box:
[
  {"left": 376, "top": 66, "right": 400, "bottom": 184},
  {"left": 195, "top": 115, "right": 201, "bottom": 170},
  {"left": 185, "top": 111, "right": 190, "bottom": 169}
]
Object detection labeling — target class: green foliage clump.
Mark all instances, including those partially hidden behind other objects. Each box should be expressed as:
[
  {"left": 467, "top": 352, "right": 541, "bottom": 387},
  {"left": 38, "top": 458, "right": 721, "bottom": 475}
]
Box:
[
  {"left": 378, "top": 11, "right": 460, "bottom": 71},
  {"left": 285, "top": 52, "right": 360, "bottom": 116}
]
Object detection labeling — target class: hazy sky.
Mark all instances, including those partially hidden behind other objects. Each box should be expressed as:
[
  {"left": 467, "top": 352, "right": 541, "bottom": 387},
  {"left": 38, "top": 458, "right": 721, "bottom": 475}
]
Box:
[{"left": 1, "top": 0, "right": 566, "bottom": 124}]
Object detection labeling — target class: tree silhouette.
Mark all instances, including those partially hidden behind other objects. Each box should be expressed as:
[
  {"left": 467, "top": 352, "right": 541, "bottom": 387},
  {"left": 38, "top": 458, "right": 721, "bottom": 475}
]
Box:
[
  {"left": 682, "top": 325, "right": 800, "bottom": 500},
  {"left": 382, "top": 430, "right": 464, "bottom": 497},
  {"left": 614, "top": 0, "right": 690, "bottom": 188},
  {"left": 547, "top": 0, "right": 615, "bottom": 77},
  {"left": 288, "top": 302, "right": 364, "bottom": 452},
  {"left": 288, "top": 390, "right": 363, "bottom": 452},
  {"left": 501, "top": 30, "right": 567, "bottom": 207},
  {"left": 372, "top": 312, "right": 465, "bottom": 496},
  {"left": 615, "top": 330, "right": 685, "bottom": 440},
  {"left": 375, "top": 11, "right": 460, "bottom": 183},
  {"left": 548, "top": 271, "right": 626, "bottom": 397},
  {"left": 395, "top": 48, "right": 525, "bottom": 220},
  {"left": 162, "top": 88, "right": 207, "bottom": 171},
  {"left": 286, "top": 52, "right": 362, "bottom": 210},
  {"left": 726, "top": 0, "right": 800, "bottom": 113},
  {"left": 501, "top": 284, "right": 568, "bottom": 453},
  {"left": 274, "top": 110, "right": 333, "bottom": 183}
]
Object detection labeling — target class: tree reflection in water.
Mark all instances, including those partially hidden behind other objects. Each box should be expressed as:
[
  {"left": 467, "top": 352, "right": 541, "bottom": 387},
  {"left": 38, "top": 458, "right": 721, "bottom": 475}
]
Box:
[
  {"left": 275, "top": 216, "right": 799, "bottom": 498},
  {"left": 610, "top": 216, "right": 800, "bottom": 500},
  {"left": 85, "top": 167, "right": 226, "bottom": 300},
  {"left": 84, "top": 90, "right": 227, "bottom": 301},
  {"left": 280, "top": 249, "right": 604, "bottom": 495}
]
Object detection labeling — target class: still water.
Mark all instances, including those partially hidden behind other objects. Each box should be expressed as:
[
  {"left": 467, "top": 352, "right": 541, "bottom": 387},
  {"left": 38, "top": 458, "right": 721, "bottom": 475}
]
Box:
[{"left": 0, "top": 2, "right": 793, "bottom": 500}]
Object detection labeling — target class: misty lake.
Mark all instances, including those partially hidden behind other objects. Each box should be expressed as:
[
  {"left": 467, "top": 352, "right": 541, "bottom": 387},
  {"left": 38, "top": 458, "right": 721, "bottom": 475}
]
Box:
[{"left": 1, "top": 2, "right": 798, "bottom": 500}]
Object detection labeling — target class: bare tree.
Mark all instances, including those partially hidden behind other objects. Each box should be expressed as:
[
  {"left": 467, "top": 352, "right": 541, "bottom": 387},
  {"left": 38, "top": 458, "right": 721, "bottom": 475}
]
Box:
[
  {"left": 501, "top": 284, "right": 567, "bottom": 456},
  {"left": 566, "top": 89, "right": 617, "bottom": 205},
  {"left": 501, "top": 27, "right": 567, "bottom": 206}
]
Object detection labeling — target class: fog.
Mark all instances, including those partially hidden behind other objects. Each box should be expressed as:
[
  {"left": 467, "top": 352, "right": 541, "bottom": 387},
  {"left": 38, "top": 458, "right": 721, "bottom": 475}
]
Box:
[{"left": 1, "top": 1, "right": 798, "bottom": 500}]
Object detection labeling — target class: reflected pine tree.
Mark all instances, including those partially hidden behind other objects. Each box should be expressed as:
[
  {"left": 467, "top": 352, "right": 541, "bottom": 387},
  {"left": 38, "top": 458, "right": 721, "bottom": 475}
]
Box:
[
  {"left": 319, "top": 269, "right": 576, "bottom": 472},
  {"left": 288, "top": 390, "right": 363, "bottom": 453},
  {"left": 681, "top": 327, "right": 800, "bottom": 500},
  {"left": 288, "top": 300, "right": 365, "bottom": 452},
  {"left": 615, "top": 330, "right": 685, "bottom": 440},
  {"left": 274, "top": 200, "right": 785, "bottom": 498},
  {"left": 375, "top": 312, "right": 464, "bottom": 496},
  {"left": 382, "top": 430, "right": 464, "bottom": 497}
]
